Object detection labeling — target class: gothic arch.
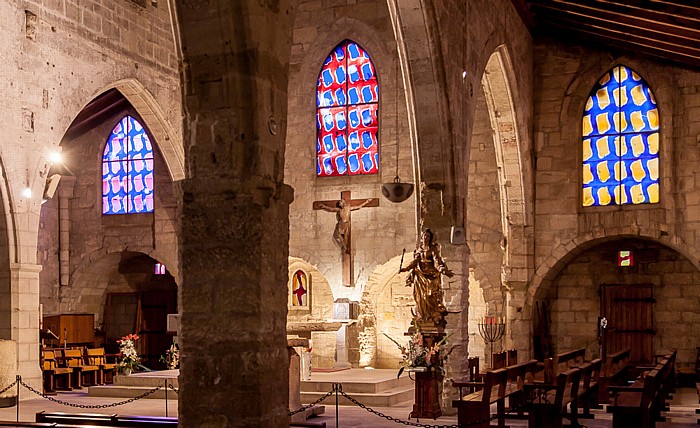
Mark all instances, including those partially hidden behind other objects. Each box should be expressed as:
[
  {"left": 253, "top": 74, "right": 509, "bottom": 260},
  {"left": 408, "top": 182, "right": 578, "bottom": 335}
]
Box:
[
  {"left": 74, "top": 79, "right": 185, "bottom": 182},
  {"left": 480, "top": 46, "right": 531, "bottom": 289}
]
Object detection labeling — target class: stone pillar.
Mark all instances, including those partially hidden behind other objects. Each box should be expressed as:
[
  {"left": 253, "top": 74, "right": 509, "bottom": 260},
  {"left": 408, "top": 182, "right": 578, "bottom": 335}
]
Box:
[
  {"left": 57, "top": 176, "right": 75, "bottom": 287},
  {"left": 10, "top": 264, "right": 42, "bottom": 392},
  {"left": 175, "top": 1, "right": 295, "bottom": 426},
  {"left": 0, "top": 339, "right": 17, "bottom": 407}
]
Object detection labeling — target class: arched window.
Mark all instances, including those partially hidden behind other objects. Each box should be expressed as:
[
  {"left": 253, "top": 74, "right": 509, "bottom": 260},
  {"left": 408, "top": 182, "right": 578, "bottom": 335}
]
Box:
[
  {"left": 582, "top": 65, "right": 659, "bottom": 206},
  {"left": 290, "top": 269, "right": 309, "bottom": 308},
  {"left": 102, "top": 116, "right": 154, "bottom": 214},
  {"left": 316, "top": 40, "right": 379, "bottom": 177}
]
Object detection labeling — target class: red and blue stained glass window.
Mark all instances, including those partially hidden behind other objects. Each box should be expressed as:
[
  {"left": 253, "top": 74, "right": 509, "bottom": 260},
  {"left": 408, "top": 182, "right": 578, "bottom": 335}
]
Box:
[
  {"left": 102, "top": 116, "right": 154, "bottom": 214},
  {"left": 582, "top": 66, "right": 659, "bottom": 206},
  {"left": 316, "top": 40, "right": 379, "bottom": 177}
]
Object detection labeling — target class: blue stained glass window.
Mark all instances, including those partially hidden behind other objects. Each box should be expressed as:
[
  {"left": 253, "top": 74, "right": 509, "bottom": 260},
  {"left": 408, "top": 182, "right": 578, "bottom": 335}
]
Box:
[
  {"left": 316, "top": 40, "right": 379, "bottom": 176},
  {"left": 102, "top": 116, "right": 154, "bottom": 214},
  {"left": 582, "top": 66, "right": 659, "bottom": 206}
]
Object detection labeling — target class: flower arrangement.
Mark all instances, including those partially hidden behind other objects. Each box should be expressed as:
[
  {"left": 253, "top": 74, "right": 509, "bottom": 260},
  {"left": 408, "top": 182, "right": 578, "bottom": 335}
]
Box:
[
  {"left": 117, "top": 333, "right": 140, "bottom": 373},
  {"left": 383, "top": 331, "right": 452, "bottom": 378},
  {"left": 160, "top": 343, "right": 180, "bottom": 370}
]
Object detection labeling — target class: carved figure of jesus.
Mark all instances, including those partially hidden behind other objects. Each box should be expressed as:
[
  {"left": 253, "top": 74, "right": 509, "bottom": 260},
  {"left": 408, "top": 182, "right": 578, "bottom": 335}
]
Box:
[{"left": 316, "top": 198, "right": 373, "bottom": 254}]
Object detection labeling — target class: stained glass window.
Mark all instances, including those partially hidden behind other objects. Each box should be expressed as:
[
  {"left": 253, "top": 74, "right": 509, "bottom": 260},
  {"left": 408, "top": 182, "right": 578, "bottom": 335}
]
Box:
[
  {"left": 102, "top": 116, "right": 154, "bottom": 214},
  {"left": 582, "top": 66, "right": 659, "bottom": 206},
  {"left": 316, "top": 40, "right": 379, "bottom": 176},
  {"left": 291, "top": 269, "right": 308, "bottom": 307}
]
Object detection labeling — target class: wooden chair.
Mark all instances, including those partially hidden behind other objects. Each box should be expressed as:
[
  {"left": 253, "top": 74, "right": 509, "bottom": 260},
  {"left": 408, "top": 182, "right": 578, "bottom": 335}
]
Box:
[
  {"left": 58, "top": 348, "right": 99, "bottom": 389},
  {"left": 84, "top": 348, "right": 117, "bottom": 384},
  {"left": 41, "top": 350, "right": 72, "bottom": 394}
]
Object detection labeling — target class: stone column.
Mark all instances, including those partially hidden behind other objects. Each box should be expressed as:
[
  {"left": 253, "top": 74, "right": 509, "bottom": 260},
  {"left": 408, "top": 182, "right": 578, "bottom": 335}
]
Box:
[
  {"left": 10, "top": 263, "right": 42, "bottom": 391},
  {"left": 175, "top": 1, "right": 295, "bottom": 426},
  {"left": 57, "top": 176, "right": 75, "bottom": 287}
]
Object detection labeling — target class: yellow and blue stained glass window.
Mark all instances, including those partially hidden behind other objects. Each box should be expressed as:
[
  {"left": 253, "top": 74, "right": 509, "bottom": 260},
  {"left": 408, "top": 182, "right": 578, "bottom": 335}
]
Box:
[
  {"left": 102, "top": 116, "right": 154, "bottom": 214},
  {"left": 316, "top": 40, "right": 379, "bottom": 177},
  {"left": 582, "top": 66, "right": 659, "bottom": 206}
]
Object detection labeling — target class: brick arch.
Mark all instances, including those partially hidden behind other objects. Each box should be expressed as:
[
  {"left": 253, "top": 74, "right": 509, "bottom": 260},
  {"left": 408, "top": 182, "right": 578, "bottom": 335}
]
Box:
[
  {"left": 528, "top": 228, "right": 700, "bottom": 301},
  {"left": 80, "top": 79, "right": 185, "bottom": 181}
]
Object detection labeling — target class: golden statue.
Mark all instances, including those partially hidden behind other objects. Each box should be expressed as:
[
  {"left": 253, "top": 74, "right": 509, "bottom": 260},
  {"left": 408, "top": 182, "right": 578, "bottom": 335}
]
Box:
[{"left": 400, "top": 229, "right": 454, "bottom": 328}]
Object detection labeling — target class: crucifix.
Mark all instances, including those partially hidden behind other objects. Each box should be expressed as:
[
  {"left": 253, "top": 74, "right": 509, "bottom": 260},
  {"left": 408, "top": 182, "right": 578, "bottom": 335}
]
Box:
[{"left": 313, "top": 191, "right": 379, "bottom": 287}]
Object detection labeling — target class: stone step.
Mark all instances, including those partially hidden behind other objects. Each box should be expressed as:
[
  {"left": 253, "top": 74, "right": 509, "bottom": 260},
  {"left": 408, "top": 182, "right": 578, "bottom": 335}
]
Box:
[
  {"left": 301, "top": 374, "right": 411, "bottom": 394},
  {"left": 113, "top": 374, "right": 179, "bottom": 389},
  {"left": 87, "top": 385, "right": 178, "bottom": 400},
  {"left": 300, "top": 384, "right": 414, "bottom": 408}
]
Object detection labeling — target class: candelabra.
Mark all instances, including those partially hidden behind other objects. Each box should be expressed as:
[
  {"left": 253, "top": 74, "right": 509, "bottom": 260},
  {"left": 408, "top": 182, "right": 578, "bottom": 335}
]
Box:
[{"left": 478, "top": 316, "right": 505, "bottom": 368}]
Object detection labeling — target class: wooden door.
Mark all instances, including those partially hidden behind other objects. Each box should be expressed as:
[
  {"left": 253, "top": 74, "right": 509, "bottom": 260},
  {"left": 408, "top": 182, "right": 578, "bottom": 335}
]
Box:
[
  {"left": 139, "top": 291, "right": 177, "bottom": 368},
  {"left": 600, "top": 284, "right": 654, "bottom": 364}
]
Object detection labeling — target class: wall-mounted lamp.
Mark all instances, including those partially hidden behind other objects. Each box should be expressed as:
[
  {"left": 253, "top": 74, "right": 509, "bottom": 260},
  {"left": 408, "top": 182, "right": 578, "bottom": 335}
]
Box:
[{"left": 21, "top": 187, "right": 32, "bottom": 199}]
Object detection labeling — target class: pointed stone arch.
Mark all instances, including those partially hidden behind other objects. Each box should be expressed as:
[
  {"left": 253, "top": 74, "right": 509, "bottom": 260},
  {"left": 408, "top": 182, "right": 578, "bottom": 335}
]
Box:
[{"left": 75, "top": 79, "right": 185, "bottom": 181}]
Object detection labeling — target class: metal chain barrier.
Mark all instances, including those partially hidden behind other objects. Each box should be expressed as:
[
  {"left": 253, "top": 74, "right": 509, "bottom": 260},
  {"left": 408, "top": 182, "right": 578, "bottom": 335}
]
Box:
[
  {"left": 0, "top": 380, "right": 17, "bottom": 396},
  {"left": 287, "top": 387, "right": 337, "bottom": 417},
  {"left": 19, "top": 378, "right": 162, "bottom": 409},
  {"left": 167, "top": 383, "right": 178, "bottom": 394}
]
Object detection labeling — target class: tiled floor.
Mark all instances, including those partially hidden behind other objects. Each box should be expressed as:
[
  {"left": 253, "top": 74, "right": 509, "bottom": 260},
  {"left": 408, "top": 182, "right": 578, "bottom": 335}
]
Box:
[{"left": 0, "top": 381, "right": 696, "bottom": 427}]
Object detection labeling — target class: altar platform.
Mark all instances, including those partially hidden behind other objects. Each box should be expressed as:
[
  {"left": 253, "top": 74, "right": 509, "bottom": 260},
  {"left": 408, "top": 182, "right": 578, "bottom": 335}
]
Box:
[
  {"left": 88, "top": 368, "right": 412, "bottom": 407},
  {"left": 88, "top": 369, "right": 179, "bottom": 399}
]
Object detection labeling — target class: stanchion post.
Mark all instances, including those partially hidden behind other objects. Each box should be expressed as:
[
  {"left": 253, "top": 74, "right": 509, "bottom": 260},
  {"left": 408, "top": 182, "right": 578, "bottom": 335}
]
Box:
[
  {"left": 334, "top": 383, "right": 338, "bottom": 427},
  {"left": 15, "top": 375, "right": 20, "bottom": 422},
  {"left": 164, "top": 379, "right": 168, "bottom": 417}
]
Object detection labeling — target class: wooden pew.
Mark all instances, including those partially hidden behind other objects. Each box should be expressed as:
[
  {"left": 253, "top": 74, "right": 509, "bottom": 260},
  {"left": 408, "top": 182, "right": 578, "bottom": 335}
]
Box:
[
  {"left": 528, "top": 368, "right": 581, "bottom": 428},
  {"left": 607, "top": 368, "right": 661, "bottom": 428},
  {"left": 452, "top": 368, "right": 508, "bottom": 428},
  {"left": 542, "top": 347, "right": 586, "bottom": 384},
  {"left": 598, "top": 348, "right": 631, "bottom": 403},
  {"left": 36, "top": 411, "right": 178, "bottom": 427},
  {"left": 451, "top": 356, "right": 483, "bottom": 397},
  {"left": 504, "top": 360, "right": 538, "bottom": 419},
  {"left": 84, "top": 348, "right": 117, "bottom": 385},
  {"left": 41, "top": 350, "right": 73, "bottom": 394},
  {"left": 506, "top": 349, "right": 517, "bottom": 366},
  {"left": 492, "top": 351, "right": 507, "bottom": 369},
  {"left": 58, "top": 348, "right": 100, "bottom": 389},
  {"left": 575, "top": 357, "right": 602, "bottom": 418}
]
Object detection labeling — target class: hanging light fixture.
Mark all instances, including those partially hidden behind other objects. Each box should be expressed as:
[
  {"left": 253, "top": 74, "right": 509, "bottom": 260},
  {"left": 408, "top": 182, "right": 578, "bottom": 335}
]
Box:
[{"left": 381, "top": 55, "right": 414, "bottom": 203}]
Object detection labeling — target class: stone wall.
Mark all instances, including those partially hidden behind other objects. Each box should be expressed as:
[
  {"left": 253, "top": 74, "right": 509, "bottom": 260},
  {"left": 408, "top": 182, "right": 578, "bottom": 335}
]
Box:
[
  {"left": 548, "top": 238, "right": 700, "bottom": 369},
  {"left": 531, "top": 37, "right": 700, "bottom": 368},
  {"left": 286, "top": 0, "right": 418, "bottom": 305},
  {"left": 38, "top": 104, "right": 179, "bottom": 322}
]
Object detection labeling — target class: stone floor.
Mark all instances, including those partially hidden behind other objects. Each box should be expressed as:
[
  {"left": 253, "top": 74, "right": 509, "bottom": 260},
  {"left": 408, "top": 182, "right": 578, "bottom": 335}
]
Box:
[{"left": 0, "top": 380, "right": 696, "bottom": 427}]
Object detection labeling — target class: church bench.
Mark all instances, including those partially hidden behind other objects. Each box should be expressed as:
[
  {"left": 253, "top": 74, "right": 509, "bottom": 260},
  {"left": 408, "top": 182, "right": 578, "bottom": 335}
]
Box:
[
  {"left": 503, "top": 359, "right": 538, "bottom": 419},
  {"left": 452, "top": 368, "right": 509, "bottom": 428},
  {"left": 84, "top": 348, "right": 117, "bottom": 385},
  {"left": 598, "top": 348, "right": 631, "bottom": 403},
  {"left": 572, "top": 357, "right": 602, "bottom": 418},
  {"left": 41, "top": 350, "right": 73, "bottom": 394},
  {"left": 57, "top": 349, "right": 100, "bottom": 389},
  {"left": 607, "top": 368, "right": 661, "bottom": 428},
  {"left": 528, "top": 367, "right": 581, "bottom": 428},
  {"left": 36, "top": 412, "right": 178, "bottom": 427},
  {"left": 541, "top": 347, "right": 586, "bottom": 384},
  {"left": 451, "top": 356, "right": 484, "bottom": 397},
  {"left": 492, "top": 351, "right": 507, "bottom": 369}
]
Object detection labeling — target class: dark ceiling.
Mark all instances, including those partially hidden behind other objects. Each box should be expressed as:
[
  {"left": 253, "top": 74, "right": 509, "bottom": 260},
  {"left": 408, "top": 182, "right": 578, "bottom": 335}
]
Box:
[{"left": 511, "top": 0, "right": 700, "bottom": 70}]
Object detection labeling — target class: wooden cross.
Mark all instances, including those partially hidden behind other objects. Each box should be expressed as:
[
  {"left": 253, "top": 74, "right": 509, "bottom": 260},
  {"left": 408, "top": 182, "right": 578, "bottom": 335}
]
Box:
[{"left": 313, "top": 191, "right": 379, "bottom": 287}]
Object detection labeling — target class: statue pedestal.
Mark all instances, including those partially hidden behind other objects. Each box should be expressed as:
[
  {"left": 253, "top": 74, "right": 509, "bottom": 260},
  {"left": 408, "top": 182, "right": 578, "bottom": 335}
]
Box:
[
  {"left": 408, "top": 369, "right": 441, "bottom": 420},
  {"left": 405, "top": 329, "right": 445, "bottom": 421}
]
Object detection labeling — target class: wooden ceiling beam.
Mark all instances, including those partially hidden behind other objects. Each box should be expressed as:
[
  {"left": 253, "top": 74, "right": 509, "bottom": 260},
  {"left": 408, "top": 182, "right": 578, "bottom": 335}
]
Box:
[
  {"left": 541, "top": 19, "right": 700, "bottom": 69},
  {"left": 528, "top": 0, "right": 700, "bottom": 33},
  {"left": 530, "top": 5, "right": 700, "bottom": 50},
  {"left": 600, "top": 0, "right": 700, "bottom": 19}
]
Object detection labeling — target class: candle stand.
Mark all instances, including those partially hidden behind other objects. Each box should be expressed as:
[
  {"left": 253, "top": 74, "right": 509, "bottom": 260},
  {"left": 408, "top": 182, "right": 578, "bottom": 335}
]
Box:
[{"left": 478, "top": 317, "right": 505, "bottom": 368}]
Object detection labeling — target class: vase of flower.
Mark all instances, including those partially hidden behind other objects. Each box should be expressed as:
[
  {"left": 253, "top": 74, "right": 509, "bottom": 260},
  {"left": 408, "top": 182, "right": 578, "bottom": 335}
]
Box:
[{"left": 117, "top": 333, "right": 140, "bottom": 375}]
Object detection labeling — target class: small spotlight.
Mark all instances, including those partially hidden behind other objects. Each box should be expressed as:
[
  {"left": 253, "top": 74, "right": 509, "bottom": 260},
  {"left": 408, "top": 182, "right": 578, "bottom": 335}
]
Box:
[
  {"left": 48, "top": 151, "right": 62, "bottom": 164},
  {"left": 21, "top": 187, "right": 32, "bottom": 198}
]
